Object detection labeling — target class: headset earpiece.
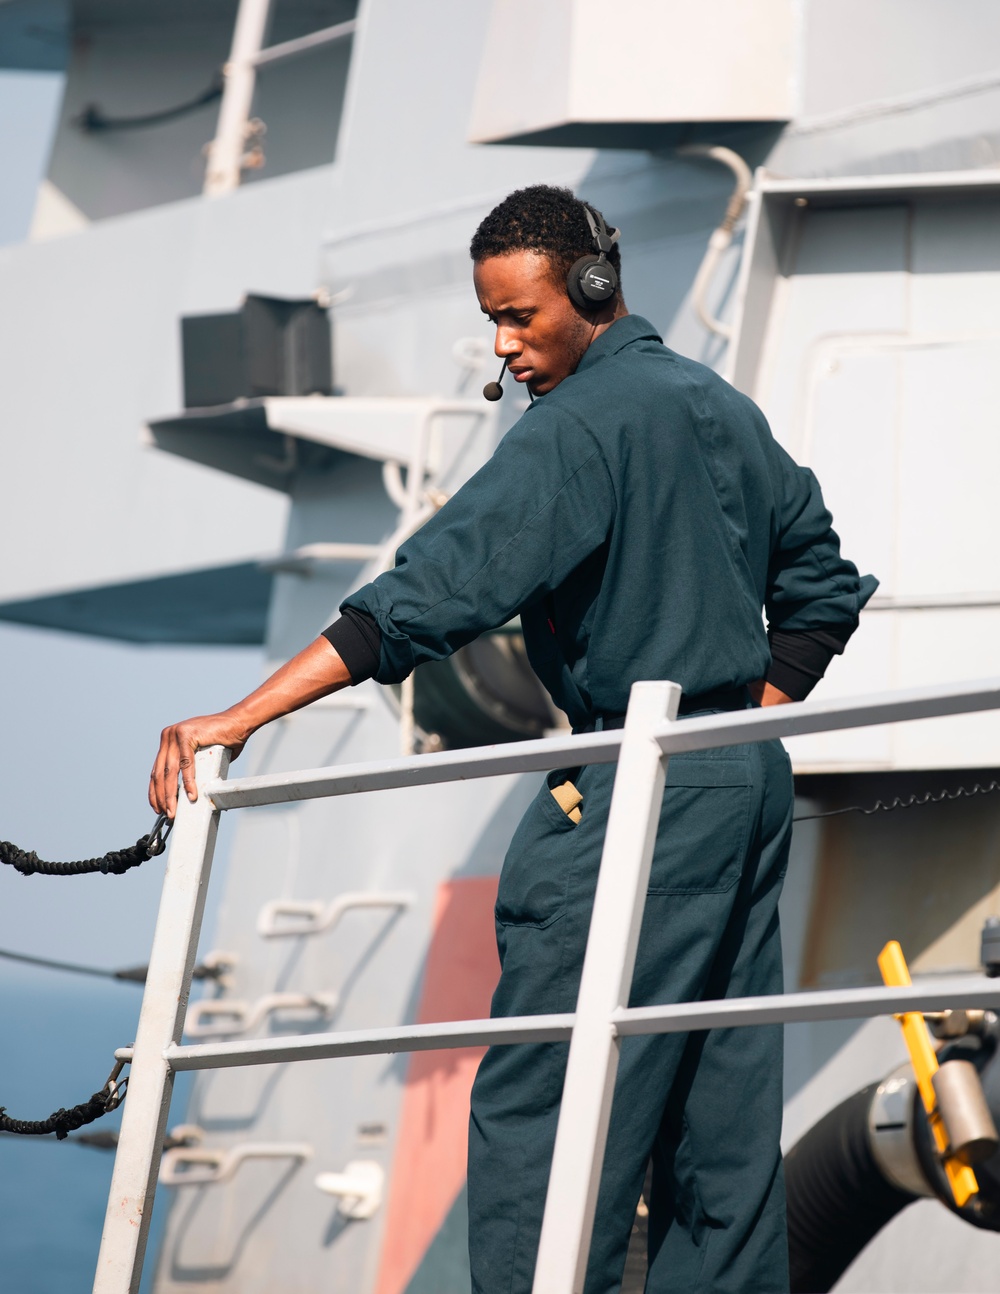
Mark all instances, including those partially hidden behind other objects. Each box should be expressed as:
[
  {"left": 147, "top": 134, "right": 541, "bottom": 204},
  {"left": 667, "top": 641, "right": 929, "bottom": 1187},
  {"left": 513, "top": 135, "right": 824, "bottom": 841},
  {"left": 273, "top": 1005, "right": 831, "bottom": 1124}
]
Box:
[
  {"left": 567, "top": 204, "right": 620, "bottom": 311},
  {"left": 567, "top": 255, "right": 619, "bottom": 309}
]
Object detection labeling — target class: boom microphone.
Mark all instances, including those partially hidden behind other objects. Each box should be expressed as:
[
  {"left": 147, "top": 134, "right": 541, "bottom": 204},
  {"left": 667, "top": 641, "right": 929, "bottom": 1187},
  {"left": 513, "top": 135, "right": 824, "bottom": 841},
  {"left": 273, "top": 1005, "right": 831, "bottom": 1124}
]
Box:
[{"left": 483, "top": 357, "right": 508, "bottom": 401}]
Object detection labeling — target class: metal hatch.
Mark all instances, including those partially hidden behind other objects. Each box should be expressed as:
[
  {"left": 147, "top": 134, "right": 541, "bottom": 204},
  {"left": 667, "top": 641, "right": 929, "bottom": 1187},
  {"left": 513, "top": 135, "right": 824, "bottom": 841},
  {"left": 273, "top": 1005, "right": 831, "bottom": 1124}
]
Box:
[{"left": 728, "top": 168, "right": 1000, "bottom": 771}]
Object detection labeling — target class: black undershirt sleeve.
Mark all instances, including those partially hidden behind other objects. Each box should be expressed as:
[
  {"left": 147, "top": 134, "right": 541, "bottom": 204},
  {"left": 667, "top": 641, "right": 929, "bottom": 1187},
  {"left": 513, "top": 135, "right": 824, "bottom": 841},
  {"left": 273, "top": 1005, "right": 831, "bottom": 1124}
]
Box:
[
  {"left": 765, "top": 622, "right": 857, "bottom": 702},
  {"left": 323, "top": 605, "right": 857, "bottom": 700},
  {"left": 322, "top": 606, "right": 382, "bottom": 684}
]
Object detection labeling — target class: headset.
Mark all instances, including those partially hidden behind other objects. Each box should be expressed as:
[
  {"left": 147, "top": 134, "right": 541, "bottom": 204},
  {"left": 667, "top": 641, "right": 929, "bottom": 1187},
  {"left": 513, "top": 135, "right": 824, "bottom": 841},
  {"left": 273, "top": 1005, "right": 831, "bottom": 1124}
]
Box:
[
  {"left": 483, "top": 201, "right": 622, "bottom": 400},
  {"left": 566, "top": 204, "right": 621, "bottom": 311}
]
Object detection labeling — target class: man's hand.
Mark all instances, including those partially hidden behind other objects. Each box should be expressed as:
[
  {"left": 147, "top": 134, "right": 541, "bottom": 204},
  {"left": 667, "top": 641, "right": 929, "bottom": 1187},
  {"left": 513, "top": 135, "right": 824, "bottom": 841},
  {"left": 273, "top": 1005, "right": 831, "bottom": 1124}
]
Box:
[
  {"left": 149, "top": 710, "right": 253, "bottom": 820},
  {"left": 149, "top": 636, "right": 354, "bottom": 819},
  {"left": 749, "top": 680, "right": 795, "bottom": 707}
]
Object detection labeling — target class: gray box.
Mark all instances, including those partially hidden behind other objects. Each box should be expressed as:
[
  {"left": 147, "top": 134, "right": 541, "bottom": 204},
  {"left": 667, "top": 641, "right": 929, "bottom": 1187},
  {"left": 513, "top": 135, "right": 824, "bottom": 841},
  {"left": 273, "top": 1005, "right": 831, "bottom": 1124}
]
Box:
[{"left": 181, "top": 294, "right": 333, "bottom": 408}]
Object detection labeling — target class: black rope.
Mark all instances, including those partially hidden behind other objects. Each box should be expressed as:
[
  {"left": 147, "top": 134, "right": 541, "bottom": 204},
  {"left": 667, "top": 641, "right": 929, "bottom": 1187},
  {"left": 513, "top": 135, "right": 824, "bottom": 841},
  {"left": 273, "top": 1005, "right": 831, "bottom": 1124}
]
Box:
[
  {"left": 0, "top": 1092, "right": 118, "bottom": 1140},
  {"left": 75, "top": 76, "right": 224, "bottom": 133},
  {"left": 0, "top": 814, "right": 172, "bottom": 877},
  {"left": 0, "top": 1060, "right": 128, "bottom": 1140},
  {"left": 794, "top": 778, "right": 1000, "bottom": 823}
]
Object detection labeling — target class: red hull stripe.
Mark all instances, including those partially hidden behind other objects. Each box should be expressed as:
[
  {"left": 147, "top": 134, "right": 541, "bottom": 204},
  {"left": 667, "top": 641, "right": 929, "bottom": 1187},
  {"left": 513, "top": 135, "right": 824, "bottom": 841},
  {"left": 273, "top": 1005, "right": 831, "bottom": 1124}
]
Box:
[{"left": 374, "top": 876, "right": 500, "bottom": 1294}]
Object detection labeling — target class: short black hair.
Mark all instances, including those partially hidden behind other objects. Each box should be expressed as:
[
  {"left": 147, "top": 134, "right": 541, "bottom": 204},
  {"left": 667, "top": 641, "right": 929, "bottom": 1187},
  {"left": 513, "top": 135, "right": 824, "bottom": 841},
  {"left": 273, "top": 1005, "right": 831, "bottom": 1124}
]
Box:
[{"left": 470, "top": 184, "right": 622, "bottom": 292}]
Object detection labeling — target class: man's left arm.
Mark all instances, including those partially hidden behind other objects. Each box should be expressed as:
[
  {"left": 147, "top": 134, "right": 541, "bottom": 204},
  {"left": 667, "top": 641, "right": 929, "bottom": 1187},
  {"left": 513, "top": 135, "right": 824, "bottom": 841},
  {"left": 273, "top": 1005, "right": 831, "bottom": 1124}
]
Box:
[{"left": 757, "top": 441, "right": 879, "bottom": 706}]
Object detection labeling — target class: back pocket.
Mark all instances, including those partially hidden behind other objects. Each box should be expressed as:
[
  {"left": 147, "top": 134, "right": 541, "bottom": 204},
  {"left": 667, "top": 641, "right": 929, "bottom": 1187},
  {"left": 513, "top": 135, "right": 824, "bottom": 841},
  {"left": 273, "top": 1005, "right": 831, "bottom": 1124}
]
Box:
[{"left": 646, "top": 755, "right": 753, "bottom": 896}]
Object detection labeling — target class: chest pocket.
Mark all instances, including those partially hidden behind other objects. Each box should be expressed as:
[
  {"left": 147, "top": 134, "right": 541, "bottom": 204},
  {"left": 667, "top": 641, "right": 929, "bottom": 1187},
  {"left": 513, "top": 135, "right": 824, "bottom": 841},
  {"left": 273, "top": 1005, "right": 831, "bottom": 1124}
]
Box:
[{"left": 646, "top": 754, "right": 753, "bottom": 896}]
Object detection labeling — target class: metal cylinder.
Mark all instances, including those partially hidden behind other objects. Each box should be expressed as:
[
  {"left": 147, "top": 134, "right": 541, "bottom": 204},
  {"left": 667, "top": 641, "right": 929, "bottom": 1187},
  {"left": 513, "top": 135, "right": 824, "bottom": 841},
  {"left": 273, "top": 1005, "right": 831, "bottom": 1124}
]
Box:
[
  {"left": 868, "top": 1064, "right": 933, "bottom": 1198},
  {"left": 932, "top": 1059, "right": 1000, "bottom": 1165}
]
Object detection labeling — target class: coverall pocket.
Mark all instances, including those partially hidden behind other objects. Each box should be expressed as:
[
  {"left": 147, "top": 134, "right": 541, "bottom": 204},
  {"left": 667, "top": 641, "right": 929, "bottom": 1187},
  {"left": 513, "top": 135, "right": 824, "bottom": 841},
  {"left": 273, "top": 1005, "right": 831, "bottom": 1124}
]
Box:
[
  {"left": 646, "top": 755, "right": 752, "bottom": 896},
  {"left": 495, "top": 768, "right": 582, "bottom": 928}
]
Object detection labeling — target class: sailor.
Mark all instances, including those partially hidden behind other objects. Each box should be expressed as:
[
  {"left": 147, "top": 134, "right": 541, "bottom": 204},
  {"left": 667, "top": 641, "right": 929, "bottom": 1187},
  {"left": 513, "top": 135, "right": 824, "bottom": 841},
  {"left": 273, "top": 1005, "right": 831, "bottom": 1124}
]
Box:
[{"left": 150, "top": 185, "right": 876, "bottom": 1293}]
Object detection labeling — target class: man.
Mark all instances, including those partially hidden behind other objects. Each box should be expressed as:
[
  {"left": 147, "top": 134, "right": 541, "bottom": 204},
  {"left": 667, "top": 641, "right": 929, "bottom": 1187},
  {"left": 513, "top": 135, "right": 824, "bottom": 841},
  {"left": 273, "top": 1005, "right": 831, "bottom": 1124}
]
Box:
[{"left": 151, "top": 185, "right": 875, "bottom": 1292}]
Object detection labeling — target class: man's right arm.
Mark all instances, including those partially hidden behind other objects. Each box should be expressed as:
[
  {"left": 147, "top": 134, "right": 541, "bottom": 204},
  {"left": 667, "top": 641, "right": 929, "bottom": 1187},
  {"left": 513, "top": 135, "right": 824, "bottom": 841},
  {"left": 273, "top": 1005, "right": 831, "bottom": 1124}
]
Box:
[
  {"left": 151, "top": 406, "right": 613, "bottom": 814},
  {"left": 149, "top": 636, "right": 352, "bottom": 818}
]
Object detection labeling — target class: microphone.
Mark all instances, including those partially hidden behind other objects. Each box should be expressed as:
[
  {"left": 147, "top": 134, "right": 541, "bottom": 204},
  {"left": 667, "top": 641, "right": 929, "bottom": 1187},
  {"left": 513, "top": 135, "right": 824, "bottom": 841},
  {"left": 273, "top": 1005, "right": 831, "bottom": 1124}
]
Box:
[{"left": 483, "top": 357, "right": 508, "bottom": 401}]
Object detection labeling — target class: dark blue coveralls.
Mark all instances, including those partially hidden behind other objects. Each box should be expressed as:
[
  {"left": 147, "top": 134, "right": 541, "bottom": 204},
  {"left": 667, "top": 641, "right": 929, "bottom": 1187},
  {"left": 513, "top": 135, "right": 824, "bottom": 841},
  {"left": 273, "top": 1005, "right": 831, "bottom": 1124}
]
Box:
[{"left": 343, "top": 316, "right": 876, "bottom": 1292}]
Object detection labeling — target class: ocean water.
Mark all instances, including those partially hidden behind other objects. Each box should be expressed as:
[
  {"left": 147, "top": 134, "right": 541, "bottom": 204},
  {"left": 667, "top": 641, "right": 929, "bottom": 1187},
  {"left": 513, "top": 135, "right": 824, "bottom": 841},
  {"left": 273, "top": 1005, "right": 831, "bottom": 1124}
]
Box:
[
  {"left": 0, "top": 965, "right": 191, "bottom": 1294},
  {"left": 0, "top": 629, "right": 258, "bottom": 1293}
]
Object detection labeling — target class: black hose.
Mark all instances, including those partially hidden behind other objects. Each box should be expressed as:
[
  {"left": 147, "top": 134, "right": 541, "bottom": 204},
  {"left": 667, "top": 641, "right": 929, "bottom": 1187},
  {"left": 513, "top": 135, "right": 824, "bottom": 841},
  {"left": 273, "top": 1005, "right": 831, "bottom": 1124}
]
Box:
[{"left": 785, "top": 1084, "right": 918, "bottom": 1293}]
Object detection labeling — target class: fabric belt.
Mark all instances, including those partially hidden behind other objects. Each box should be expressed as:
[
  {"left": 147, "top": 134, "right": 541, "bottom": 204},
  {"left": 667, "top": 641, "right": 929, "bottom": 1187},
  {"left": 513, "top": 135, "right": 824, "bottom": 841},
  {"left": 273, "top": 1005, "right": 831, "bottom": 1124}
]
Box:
[{"left": 581, "top": 686, "right": 751, "bottom": 733}]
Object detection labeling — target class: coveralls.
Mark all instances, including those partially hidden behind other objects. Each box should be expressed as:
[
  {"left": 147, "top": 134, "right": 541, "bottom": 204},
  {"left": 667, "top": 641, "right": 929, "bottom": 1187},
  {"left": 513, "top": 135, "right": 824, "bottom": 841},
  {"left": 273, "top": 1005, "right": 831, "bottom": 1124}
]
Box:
[{"left": 342, "top": 315, "right": 876, "bottom": 1292}]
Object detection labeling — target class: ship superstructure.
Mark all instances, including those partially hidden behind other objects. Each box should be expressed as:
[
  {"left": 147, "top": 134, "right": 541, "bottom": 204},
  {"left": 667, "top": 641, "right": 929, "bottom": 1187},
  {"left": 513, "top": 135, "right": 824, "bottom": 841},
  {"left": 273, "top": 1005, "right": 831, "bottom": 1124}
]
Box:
[{"left": 4, "top": 2, "right": 1000, "bottom": 1289}]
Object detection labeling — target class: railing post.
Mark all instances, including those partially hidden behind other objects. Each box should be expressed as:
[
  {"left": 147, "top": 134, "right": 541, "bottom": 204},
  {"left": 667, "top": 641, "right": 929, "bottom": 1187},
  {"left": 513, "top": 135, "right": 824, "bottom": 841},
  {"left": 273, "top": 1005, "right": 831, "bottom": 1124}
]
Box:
[
  {"left": 93, "top": 746, "right": 230, "bottom": 1294},
  {"left": 203, "top": 0, "right": 273, "bottom": 195},
  {"left": 532, "top": 681, "right": 681, "bottom": 1294}
]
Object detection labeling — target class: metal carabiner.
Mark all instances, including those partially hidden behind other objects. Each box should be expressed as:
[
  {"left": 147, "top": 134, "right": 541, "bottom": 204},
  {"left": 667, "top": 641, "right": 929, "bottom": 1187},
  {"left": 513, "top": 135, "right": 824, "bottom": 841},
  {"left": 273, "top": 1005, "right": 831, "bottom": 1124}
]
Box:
[
  {"left": 103, "top": 1053, "right": 131, "bottom": 1112},
  {"left": 145, "top": 812, "right": 174, "bottom": 857}
]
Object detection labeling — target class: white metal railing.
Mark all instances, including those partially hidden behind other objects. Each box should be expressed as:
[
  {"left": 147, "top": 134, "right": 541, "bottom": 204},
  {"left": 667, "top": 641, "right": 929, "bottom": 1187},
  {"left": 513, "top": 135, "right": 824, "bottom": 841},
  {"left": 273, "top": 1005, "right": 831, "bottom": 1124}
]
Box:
[
  {"left": 203, "top": 0, "right": 357, "bottom": 195},
  {"left": 94, "top": 676, "right": 1000, "bottom": 1294}
]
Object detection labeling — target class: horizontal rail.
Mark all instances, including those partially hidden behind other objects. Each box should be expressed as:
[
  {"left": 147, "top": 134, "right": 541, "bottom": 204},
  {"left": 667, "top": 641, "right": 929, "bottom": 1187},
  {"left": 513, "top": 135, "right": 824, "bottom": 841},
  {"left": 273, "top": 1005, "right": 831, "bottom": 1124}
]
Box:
[
  {"left": 652, "top": 676, "right": 1000, "bottom": 757},
  {"left": 205, "top": 676, "right": 1000, "bottom": 811},
  {"left": 614, "top": 975, "right": 1000, "bottom": 1035},
  {"left": 111, "top": 976, "right": 999, "bottom": 1073},
  {"left": 206, "top": 730, "right": 622, "bottom": 809},
  {"left": 867, "top": 592, "right": 1000, "bottom": 611},
  {"left": 158, "top": 1014, "right": 576, "bottom": 1071},
  {"left": 250, "top": 19, "right": 356, "bottom": 68}
]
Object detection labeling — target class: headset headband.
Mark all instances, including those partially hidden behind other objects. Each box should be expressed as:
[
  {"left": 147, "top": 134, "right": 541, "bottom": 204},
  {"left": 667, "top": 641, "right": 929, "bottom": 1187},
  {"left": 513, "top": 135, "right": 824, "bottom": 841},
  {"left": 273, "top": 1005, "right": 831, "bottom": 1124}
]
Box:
[{"left": 582, "top": 204, "right": 620, "bottom": 257}]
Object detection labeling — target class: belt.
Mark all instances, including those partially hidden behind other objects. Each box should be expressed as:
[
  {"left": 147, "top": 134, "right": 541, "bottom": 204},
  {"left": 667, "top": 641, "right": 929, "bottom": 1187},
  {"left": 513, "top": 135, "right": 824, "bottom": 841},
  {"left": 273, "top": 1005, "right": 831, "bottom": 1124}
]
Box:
[{"left": 581, "top": 686, "right": 751, "bottom": 732}]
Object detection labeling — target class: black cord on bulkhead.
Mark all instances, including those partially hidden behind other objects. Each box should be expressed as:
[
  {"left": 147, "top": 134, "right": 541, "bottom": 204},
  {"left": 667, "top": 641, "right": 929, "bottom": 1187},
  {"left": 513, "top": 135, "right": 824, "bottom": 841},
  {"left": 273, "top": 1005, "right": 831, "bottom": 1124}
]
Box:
[
  {"left": 75, "top": 76, "right": 224, "bottom": 133},
  {"left": 793, "top": 778, "right": 1000, "bottom": 823}
]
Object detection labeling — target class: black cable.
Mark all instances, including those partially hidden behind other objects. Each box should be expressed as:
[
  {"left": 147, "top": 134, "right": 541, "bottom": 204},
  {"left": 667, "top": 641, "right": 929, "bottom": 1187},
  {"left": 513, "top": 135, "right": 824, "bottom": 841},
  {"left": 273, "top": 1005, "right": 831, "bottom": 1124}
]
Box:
[
  {"left": 0, "top": 946, "right": 122, "bottom": 981},
  {"left": 75, "top": 76, "right": 223, "bottom": 133},
  {"left": 0, "top": 944, "right": 225, "bottom": 985},
  {"left": 794, "top": 778, "right": 1000, "bottom": 823},
  {"left": 0, "top": 1127, "right": 190, "bottom": 1152},
  {"left": 0, "top": 813, "right": 171, "bottom": 877}
]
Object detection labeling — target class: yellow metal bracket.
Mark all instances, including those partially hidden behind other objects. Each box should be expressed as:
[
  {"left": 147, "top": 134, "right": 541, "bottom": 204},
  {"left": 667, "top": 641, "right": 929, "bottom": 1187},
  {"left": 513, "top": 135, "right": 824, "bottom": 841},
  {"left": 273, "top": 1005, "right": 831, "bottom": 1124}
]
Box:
[{"left": 878, "top": 939, "right": 979, "bottom": 1207}]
